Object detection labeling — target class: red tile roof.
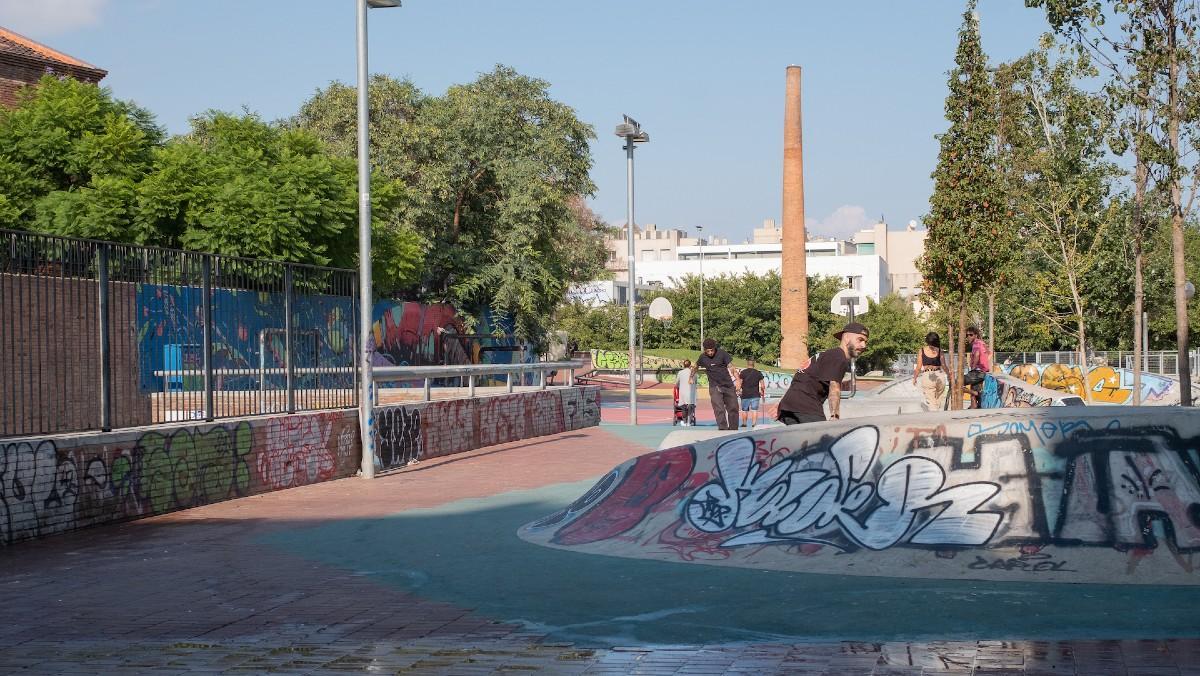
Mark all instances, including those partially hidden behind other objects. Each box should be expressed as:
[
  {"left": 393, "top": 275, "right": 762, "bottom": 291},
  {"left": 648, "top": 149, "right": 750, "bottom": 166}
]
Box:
[{"left": 0, "top": 26, "right": 105, "bottom": 75}]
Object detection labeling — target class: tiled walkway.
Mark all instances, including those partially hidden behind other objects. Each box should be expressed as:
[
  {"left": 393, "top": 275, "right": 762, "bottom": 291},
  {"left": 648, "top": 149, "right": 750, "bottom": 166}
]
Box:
[{"left": 1, "top": 420, "right": 1198, "bottom": 674}]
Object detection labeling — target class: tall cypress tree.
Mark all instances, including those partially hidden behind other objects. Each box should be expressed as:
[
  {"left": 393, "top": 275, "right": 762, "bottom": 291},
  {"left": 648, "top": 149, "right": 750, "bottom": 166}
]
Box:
[{"left": 919, "top": 0, "right": 1003, "bottom": 408}]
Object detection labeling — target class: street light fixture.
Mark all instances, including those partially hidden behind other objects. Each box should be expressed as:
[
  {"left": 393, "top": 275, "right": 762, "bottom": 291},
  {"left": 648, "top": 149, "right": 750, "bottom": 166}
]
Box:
[
  {"left": 357, "top": 0, "right": 398, "bottom": 480},
  {"left": 615, "top": 114, "right": 649, "bottom": 425}
]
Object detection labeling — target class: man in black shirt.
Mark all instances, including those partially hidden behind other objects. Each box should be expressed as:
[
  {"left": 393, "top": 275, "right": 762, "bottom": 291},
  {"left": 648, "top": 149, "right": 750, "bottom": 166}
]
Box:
[
  {"left": 777, "top": 321, "right": 869, "bottom": 425},
  {"left": 697, "top": 338, "right": 740, "bottom": 430},
  {"left": 736, "top": 358, "right": 767, "bottom": 429}
]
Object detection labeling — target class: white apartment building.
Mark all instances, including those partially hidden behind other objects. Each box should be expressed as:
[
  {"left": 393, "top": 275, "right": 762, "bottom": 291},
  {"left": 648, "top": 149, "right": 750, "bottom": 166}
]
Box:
[{"left": 575, "top": 218, "right": 927, "bottom": 309}]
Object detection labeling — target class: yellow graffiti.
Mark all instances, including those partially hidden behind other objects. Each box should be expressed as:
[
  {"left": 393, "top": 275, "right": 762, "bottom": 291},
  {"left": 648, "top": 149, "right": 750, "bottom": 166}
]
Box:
[{"left": 1041, "top": 364, "right": 1086, "bottom": 396}]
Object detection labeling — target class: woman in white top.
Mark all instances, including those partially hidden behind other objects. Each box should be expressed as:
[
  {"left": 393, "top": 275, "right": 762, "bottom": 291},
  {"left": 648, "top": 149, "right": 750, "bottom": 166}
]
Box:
[{"left": 677, "top": 359, "right": 698, "bottom": 426}]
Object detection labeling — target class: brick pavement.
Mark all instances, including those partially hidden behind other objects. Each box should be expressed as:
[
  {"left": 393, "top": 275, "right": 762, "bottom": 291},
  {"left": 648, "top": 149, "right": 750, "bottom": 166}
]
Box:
[{"left": 2, "top": 423, "right": 1199, "bottom": 674}]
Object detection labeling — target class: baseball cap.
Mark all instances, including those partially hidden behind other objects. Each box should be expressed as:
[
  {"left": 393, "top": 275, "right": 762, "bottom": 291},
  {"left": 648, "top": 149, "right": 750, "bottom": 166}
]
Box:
[{"left": 834, "top": 322, "right": 869, "bottom": 339}]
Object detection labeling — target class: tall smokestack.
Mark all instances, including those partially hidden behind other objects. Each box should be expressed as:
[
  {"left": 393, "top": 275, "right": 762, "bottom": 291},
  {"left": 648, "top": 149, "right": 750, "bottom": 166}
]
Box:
[{"left": 780, "top": 65, "right": 809, "bottom": 368}]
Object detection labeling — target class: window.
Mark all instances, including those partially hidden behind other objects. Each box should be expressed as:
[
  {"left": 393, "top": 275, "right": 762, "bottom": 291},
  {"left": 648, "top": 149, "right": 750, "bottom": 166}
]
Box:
[
  {"left": 857, "top": 243, "right": 876, "bottom": 255},
  {"left": 641, "top": 250, "right": 657, "bottom": 261}
]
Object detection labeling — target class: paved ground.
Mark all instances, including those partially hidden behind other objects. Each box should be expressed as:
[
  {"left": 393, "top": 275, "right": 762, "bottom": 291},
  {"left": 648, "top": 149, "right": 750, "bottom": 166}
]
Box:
[{"left": 3, "top": 393, "right": 1200, "bottom": 674}]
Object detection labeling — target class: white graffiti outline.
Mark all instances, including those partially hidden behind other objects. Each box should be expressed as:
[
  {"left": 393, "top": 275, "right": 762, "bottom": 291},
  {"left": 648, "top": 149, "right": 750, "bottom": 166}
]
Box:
[{"left": 685, "top": 427, "right": 1004, "bottom": 552}]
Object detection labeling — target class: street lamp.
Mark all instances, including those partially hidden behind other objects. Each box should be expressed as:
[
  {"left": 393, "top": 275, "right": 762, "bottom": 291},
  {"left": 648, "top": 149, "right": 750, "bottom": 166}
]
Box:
[
  {"left": 697, "top": 225, "right": 705, "bottom": 350},
  {"left": 357, "top": 0, "right": 399, "bottom": 480},
  {"left": 615, "top": 114, "right": 649, "bottom": 425}
]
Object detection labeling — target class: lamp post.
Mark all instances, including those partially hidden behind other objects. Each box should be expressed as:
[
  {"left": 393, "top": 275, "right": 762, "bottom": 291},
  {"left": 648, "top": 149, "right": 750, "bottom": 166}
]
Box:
[
  {"left": 697, "top": 225, "right": 705, "bottom": 350},
  {"left": 616, "top": 115, "right": 649, "bottom": 425},
  {"left": 357, "top": 0, "right": 399, "bottom": 480}
]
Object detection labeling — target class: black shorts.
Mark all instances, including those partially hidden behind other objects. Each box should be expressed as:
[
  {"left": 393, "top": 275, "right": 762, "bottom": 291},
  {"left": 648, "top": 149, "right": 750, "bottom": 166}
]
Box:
[{"left": 778, "top": 410, "right": 826, "bottom": 425}]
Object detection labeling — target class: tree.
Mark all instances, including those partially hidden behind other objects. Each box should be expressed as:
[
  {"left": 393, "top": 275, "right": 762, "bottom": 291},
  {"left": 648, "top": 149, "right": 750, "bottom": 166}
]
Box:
[
  {"left": 857, "top": 294, "right": 929, "bottom": 374},
  {"left": 293, "top": 67, "right": 608, "bottom": 346},
  {"left": 1031, "top": 0, "right": 1200, "bottom": 403},
  {"left": 919, "top": 1, "right": 1006, "bottom": 408},
  {"left": 554, "top": 272, "right": 846, "bottom": 363},
  {"left": 1004, "top": 45, "right": 1119, "bottom": 401},
  {"left": 0, "top": 75, "right": 163, "bottom": 233}
]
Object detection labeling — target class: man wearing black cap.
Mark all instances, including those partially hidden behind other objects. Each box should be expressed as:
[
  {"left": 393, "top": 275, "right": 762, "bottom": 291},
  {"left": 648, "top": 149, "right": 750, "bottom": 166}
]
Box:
[
  {"left": 776, "top": 321, "right": 869, "bottom": 425},
  {"left": 697, "top": 338, "right": 740, "bottom": 430}
]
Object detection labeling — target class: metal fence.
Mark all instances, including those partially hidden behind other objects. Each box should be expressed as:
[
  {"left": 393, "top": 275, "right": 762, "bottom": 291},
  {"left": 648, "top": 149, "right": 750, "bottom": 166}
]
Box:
[
  {"left": 996, "top": 350, "right": 1200, "bottom": 376},
  {"left": 1, "top": 229, "right": 358, "bottom": 438}
]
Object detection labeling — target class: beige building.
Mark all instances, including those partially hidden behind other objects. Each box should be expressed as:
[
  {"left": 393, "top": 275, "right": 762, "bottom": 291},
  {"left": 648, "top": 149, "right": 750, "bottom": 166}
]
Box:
[
  {"left": 606, "top": 223, "right": 728, "bottom": 272},
  {"left": 850, "top": 219, "right": 927, "bottom": 302}
]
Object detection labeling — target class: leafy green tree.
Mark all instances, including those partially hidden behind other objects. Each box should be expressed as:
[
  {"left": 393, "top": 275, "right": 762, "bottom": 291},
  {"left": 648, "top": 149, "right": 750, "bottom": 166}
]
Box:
[
  {"left": 1031, "top": 0, "right": 1200, "bottom": 403},
  {"left": 135, "top": 111, "right": 421, "bottom": 287},
  {"left": 0, "top": 75, "right": 163, "bottom": 233},
  {"left": 919, "top": 1, "right": 1005, "bottom": 407},
  {"left": 556, "top": 272, "right": 845, "bottom": 365},
  {"left": 857, "top": 294, "right": 930, "bottom": 374},
  {"left": 1004, "top": 46, "right": 1119, "bottom": 400},
  {"left": 294, "top": 67, "right": 607, "bottom": 346}
]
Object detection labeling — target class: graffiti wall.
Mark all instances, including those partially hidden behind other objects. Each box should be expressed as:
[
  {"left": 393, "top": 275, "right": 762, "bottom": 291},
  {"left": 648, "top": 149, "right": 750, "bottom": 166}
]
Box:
[
  {"left": 374, "top": 386, "right": 602, "bottom": 471},
  {"left": 1003, "top": 362, "right": 1179, "bottom": 406},
  {"left": 521, "top": 407, "right": 1200, "bottom": 585},
  {"left": 0, "top": 410, "right": 361, "bottom": 546},
  {"left": 591, "top": 350, "right": 794, "bottom": 392},
  {"left": 985, "top": 374, "right": 1085, "bottom": 408},
  {"left": 138, "top": 285, "right": 355, "bottom": 393}
]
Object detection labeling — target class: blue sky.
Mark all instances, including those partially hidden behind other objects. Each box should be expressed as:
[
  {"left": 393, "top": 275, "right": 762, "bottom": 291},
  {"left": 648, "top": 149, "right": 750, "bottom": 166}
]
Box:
[{"left": 1, "top": 0, "right": 1051, "bottom": 242}]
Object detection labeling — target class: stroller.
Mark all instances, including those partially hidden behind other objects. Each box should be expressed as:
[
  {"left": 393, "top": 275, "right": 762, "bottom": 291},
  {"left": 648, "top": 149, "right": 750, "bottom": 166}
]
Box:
[{"left": 672, "top": 382, "right": 695, "bottom": 426}]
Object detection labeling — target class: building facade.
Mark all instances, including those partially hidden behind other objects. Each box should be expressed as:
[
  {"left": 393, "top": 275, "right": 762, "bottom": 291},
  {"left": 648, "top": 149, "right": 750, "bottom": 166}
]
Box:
[
  {"left": 0, "top": 27, "right": 106, "bottom": 108},
  {"left": 580, "top": 217, "right": 925, "bottom": 308}
]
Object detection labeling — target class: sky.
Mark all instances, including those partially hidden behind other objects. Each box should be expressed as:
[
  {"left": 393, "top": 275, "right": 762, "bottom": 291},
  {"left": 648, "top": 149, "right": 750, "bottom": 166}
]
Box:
[{"left": 0, "top": 0, "right": 1053, "bottom": 243}]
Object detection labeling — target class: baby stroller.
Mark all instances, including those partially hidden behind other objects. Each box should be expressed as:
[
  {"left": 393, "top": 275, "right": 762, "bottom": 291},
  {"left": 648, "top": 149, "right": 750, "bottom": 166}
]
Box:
[{"left": 672, "top": 382, "right": 686, "bottom": 426}]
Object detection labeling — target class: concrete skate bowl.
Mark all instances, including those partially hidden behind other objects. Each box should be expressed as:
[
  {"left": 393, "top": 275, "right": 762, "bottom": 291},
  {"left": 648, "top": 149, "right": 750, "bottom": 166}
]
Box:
[{"left": 519, "top": 407, "right": 1200, "bottom": 585}]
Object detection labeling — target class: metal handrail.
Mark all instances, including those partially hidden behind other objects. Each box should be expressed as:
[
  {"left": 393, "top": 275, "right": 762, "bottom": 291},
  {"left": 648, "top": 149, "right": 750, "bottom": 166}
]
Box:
[
  {"left": 154, "top": 360, "right": 586, "bottom": 404},
  {"left": 375, "top": 360, "right": 583, "bottom": 401}
]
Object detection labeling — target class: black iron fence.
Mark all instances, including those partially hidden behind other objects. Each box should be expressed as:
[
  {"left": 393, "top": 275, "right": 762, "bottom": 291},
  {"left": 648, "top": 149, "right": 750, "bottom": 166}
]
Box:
[{"left": 1, "top": 229, "right": 359, "bottom": 438}]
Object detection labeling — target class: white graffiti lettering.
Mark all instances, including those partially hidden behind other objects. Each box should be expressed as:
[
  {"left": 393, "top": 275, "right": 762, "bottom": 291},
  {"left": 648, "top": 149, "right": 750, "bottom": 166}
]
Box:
[{"left": 685, "top": 427, "right": 1003, "bottom": 551}]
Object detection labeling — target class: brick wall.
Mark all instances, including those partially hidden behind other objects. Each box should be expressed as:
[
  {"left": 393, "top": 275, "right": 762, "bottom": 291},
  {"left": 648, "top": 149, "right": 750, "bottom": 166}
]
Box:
[
  {"left": 374, "top": 387, "right": 602, "bottom": 471},
  {"left": 1, "top": 273, "right": 150, "bottom": 436},
  {"left": 0, "top": 386, "right": 601, "bottom": 546},
  {"left": 0, "top": 53, "right": 106, "bottom": 108}
]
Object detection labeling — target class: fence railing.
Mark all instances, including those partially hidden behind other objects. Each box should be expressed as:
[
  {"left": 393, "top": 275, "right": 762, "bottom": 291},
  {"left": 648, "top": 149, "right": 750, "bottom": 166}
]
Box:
[
  {"left": 1, "top": 229, "right": 359, "bottom": 438},
  {"left": 374, "top": 361, "right": 583, "bottom": 401},
  {"left": 995, "top": 350, "right": 1200, "bottom": 377}
]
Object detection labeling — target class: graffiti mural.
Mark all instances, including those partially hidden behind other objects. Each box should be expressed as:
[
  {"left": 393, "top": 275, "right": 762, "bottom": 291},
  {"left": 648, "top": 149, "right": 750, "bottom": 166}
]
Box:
[
  {"left": 591, "top": 350, "right": 794, "bottom": 392},
  {"left": 1, "top": 413, "right": 361, "bottom": 547},
  {"left": 138, "top": 285, "right": 354, "bottom": 393},
  {"left": 377, "top": 405, "right": 423, "bottom": 469},
  {"left": 520, "top": 408, "right": 1200, "bottom": 584},
  {"left": 1004, "top": 362, "right": 1178, "bottom": 405},
  {"left": 374, "top": 387, "right": 602, "bottom": 471}
]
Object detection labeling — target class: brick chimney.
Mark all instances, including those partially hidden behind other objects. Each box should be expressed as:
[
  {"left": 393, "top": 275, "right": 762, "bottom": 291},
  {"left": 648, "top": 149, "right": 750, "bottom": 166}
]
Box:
[{"left": 780, "top": 65, "right": 809, "bottom": 368}]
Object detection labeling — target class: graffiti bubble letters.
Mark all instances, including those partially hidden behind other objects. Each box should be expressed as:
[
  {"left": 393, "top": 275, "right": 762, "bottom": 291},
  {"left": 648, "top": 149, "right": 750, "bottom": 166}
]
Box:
[{"left": 685, "top": 427, "right": 1003, "bottom": 552}]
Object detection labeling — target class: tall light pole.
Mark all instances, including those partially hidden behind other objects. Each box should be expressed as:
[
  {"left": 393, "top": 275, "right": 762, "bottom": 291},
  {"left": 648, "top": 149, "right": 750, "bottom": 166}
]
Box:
[
  {"left": 697, "top": 225, "right": 705, "bottom": 350},
  {"left": 616, "top": 115, "right": 649, "bottom": 425},
  {"left": 357, "top": 0, "right": 399, "bottom": 479}
]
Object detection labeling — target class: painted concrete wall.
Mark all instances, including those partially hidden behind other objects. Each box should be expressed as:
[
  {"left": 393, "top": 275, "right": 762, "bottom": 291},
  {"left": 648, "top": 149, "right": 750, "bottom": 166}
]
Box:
[
  {"left": 1003, "top": 362, "right": 1179, "bottom": 406},
  {"left": 1, "top": 386, "right": 600, "bottom": 546},
  {"left": 521, "top": 407, "right": 1200, "bottom": 585},
  {"left": 0, "top": 411, "right": 362, "bottom": 547},
  {"left": 372, "top": 387, "right": 601, "bottom": 471}
]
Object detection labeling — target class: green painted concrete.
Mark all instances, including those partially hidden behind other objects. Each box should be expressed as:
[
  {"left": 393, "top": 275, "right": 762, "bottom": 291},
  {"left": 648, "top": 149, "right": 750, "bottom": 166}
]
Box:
[{"left": 262, "top": 479, "right": 1200, "bottom": 648}]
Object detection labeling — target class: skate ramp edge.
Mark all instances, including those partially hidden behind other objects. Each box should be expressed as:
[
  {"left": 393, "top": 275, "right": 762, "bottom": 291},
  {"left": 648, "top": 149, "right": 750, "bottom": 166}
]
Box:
[{"left": 519, "top": 407, "right": 1200, "bottom": 585}]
